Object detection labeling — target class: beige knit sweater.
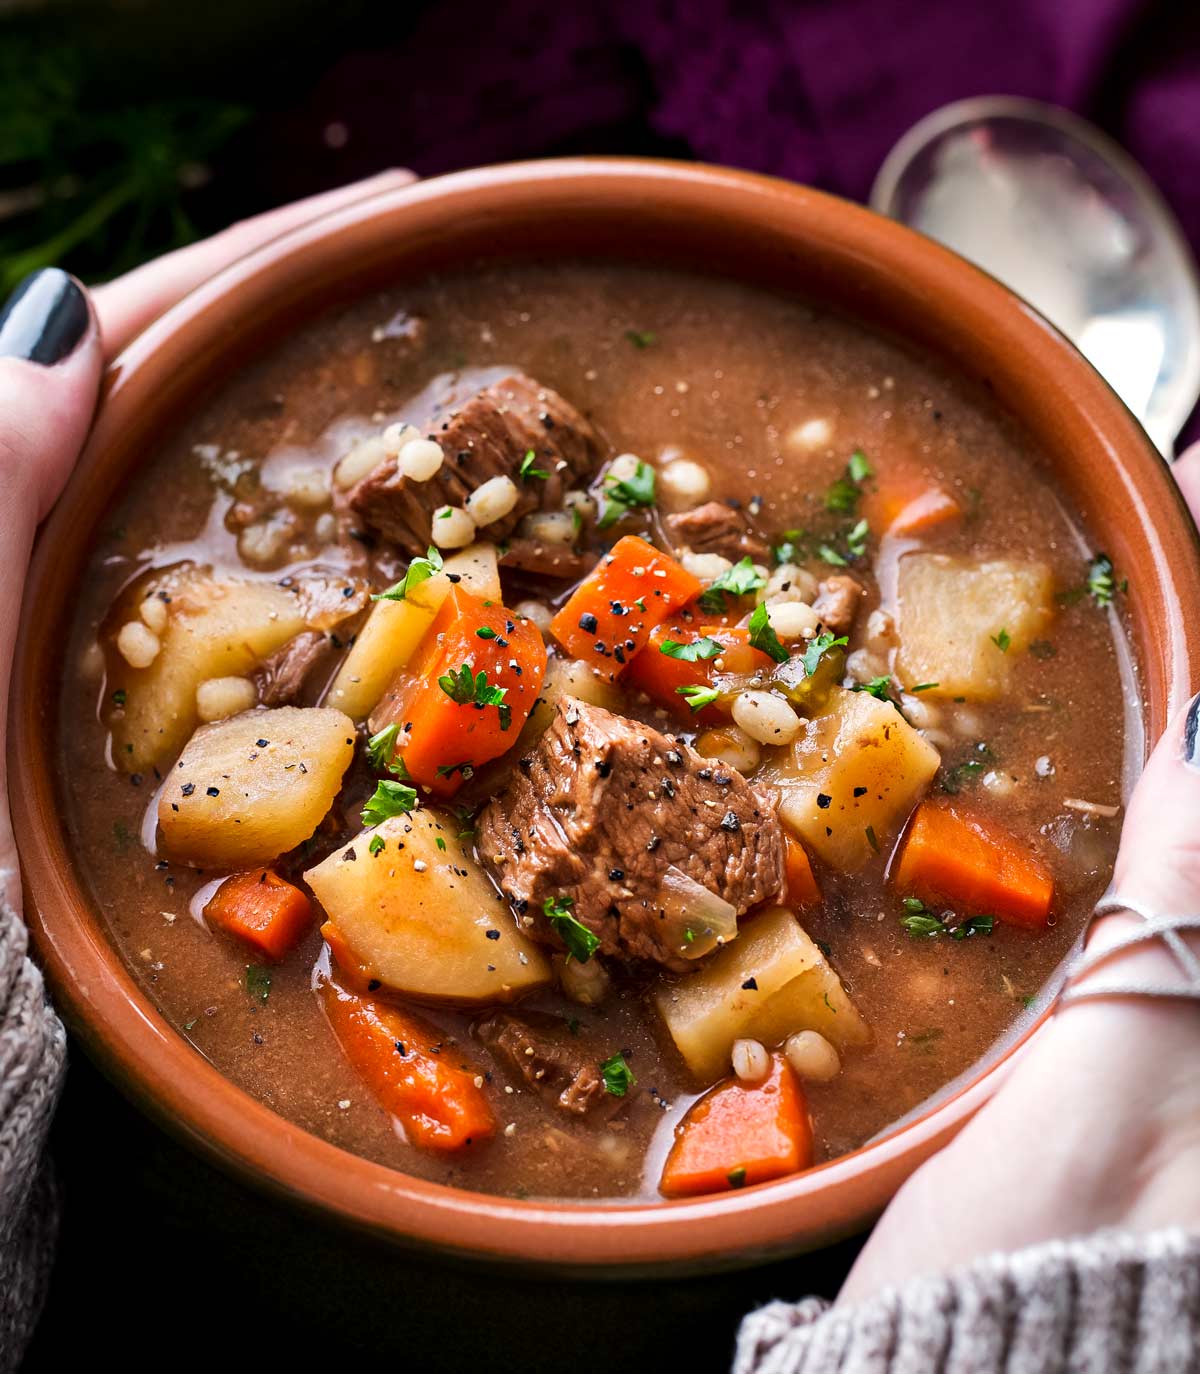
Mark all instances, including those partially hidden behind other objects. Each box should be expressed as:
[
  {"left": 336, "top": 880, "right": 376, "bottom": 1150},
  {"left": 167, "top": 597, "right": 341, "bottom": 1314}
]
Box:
[{"left": 736, "top": 1228, "right": 1200, "bottom": 1373}]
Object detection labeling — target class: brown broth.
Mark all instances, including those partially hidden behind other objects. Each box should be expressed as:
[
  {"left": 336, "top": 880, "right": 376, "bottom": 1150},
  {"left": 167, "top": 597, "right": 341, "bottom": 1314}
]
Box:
[{"left": 58, "top": 260, "right": 1132, "bottom": 1200}]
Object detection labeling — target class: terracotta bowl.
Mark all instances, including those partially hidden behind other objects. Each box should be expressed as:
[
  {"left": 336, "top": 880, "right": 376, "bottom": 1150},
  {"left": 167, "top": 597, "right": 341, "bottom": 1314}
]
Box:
[{"left": 11, "top": 159, "right": 1200, "bottom": 1275}]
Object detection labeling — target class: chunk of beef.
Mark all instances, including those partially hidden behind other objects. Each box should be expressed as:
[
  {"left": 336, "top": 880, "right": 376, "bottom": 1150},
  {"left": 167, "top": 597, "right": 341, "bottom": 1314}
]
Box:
[
  {"left": 348, "top": 373, "right": 602, "bottom": 557},
  {"left": 473, "top": 1010, "right": 606, "bottom": 1116},
  {"left": 254, "top": 631, "right": 332, "bottom": 707},
  {"left": 476, "top": 698, "right": 785, "bottom": 971},
  {"left": 253, "top": 574, "right": 369, "bottom": 706},
  {"left": 812, "top": 574, "right": 865, "bottom": 636},
  {"left": 665, "top": 500, "right": 770, "bottom": 563},
  {"left": 499, "top": 538, "right": 598, "bottom": 583}
]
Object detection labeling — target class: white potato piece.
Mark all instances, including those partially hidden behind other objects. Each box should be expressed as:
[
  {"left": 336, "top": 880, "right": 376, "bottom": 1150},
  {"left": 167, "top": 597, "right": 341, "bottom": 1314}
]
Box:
[
  {"left": 767, "top": 687, "right": 940, "bottom": 871},
  {"left": 655, "top": 906, "right": 869, "bottom": 1084},
  {"left": 107, "top": 566, "right": 309, "bottom": 771},
  {"left": 306, "top": 808, "right": 551, "bottom": 1004},
  {"left": 895, "top": 553, "right": 1054, "bottom": 701},
  {"left": 158, "top": 705, "right": 355, "bottom": 868},
  {"left": 326, "top": 542, "right": 501, "bottom": 721}
]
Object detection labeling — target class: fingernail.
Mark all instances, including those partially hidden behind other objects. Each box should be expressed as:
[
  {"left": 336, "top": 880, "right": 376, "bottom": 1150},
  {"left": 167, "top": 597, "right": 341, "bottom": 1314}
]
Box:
[
  {"left": 1182, "top": 692, "right": 1200, "bottom": 769},
  {"left": 0, "top": 268, "right": 89, "bottom": 364}
]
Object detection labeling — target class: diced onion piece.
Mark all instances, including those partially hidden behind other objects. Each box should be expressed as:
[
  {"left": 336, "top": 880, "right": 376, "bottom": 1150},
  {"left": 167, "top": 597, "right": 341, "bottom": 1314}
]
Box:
[
  {"left": 660, "top": 865, "right": 739, "bottom": 960},
  {"left": 430, "top": 505, "right": 477, "bottom": 549}
]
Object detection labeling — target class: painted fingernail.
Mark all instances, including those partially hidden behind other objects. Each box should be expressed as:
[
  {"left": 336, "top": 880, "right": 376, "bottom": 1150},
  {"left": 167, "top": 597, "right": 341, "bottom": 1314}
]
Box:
[
  {"left": 1183, "top": 692, "right": 1200, "bottom": 769},
  {"left": 0, "top": 268, "right": 89, "bottom": 365}
]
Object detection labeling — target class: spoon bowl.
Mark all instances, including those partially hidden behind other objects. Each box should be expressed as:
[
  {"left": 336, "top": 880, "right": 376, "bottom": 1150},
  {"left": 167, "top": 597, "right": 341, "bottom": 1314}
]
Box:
[{"left": 871, "top": 96, "right": 1200, "bottom": 456}]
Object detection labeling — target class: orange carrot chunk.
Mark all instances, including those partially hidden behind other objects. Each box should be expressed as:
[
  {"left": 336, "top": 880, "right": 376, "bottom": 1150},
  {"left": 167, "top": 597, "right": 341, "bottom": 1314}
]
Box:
[
  {"left": 892, "top": 800, "right": 1054, "bottom": 928},
  {"left": 203, "top": 869, "right": 313, "bottom": 961},
  {"left": 624, "top": 620, "right": 775, "bottom": 723},
  {"left": 550, "top": 535, "right": 702, "bottom": 681},
  {"left": 783, "top": 834, "right": 822, "bottom": 909},
  {"left": 319, "top": 972, "right": 495, "bottom": 1151},
  {"left": 372, "top": 585, "right": 547, "bottom": 797},
  {"left": 864, "top": 467, "right": 961, "bottom": 538},
  {"left": 659, "top": 1054, "right": 813, "bottom": 1198}
]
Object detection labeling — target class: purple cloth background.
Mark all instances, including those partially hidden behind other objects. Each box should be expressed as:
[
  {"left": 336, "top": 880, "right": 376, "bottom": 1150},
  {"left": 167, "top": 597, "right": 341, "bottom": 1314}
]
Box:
[{"left": 252, "top": 0, "right": 1200, "bottom": 439}]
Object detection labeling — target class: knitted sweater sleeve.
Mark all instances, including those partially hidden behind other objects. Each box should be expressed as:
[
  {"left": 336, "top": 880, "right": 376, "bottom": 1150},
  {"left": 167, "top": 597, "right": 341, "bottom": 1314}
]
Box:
[
  {"left": 0, "top": 892, "right": 66, "bottom": 1372},
  {"left": 735, "top": 1228, "right": 1200, "bottom": 1374}
]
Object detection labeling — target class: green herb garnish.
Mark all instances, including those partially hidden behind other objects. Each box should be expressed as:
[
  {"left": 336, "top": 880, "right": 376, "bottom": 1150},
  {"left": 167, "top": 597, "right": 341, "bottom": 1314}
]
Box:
[
  {"left": 847, "top": 450, "right": 873, "bottom": 482},
  {"left": 991, "top": 627, "right": 1011, "bottom": 653},
  {"left": 368, "top": 834, "right": 386, "bottom": 857},
  {"left": 910, "top": 682, "right": 939, "bottom": 693},
  {"left": 372, "top": 546, "right": 443, "bottom": 602},
  {"left": 659, "top": 636, "right": 723, "bottom": 662},
  {"left": 676, "top": 683, "right": 721, "bottom": 713},
  {"left": 361, "top": 779, "right": 418, "bottom": 826},
  {"left": 900, "top": 896, "right": 995, "bottom": 940},
  {"left": 245, "top": 965, "right": 272, "bottom": 1003},
  {"left": 625, "top": 329, "right": 657, "bottom": 349},
  {"left": 438, "top": 662, "right": 511, "bottom": 731},
  {"left": 747, "top": 602, "right": 789, "bottom": 664},
  {"left": 600, "top": 1052, "right": 636, "bottom": 1096},
  {"left": 727, "top": 1166, "right": 748, "bottom": 1189},
  {"left": 545, "top": 895, "right": 600, "bottom": 963},
  {"left": 846, "top": 518, "right": 870, "bottom": 559},
  {"left": 852, "top": 676, "right": 895, "bottom": 702},
  {"left": 800, "top": 631, "right": 848, "bottom": 677},
  {"left": 599, "top": 459, "right": 657, "bottom": 528},
  {"left": 698, "top": 556, "right": 767, "bottom": 613},
  {"left": 518, "top": 449, "right": 549, "bottom": 480},
  {"left": 366, "top": 722, "right": 400, "bottom": 771},
  {"left": 1086, "top": 552, "right": 1116, "bottom": 607}
]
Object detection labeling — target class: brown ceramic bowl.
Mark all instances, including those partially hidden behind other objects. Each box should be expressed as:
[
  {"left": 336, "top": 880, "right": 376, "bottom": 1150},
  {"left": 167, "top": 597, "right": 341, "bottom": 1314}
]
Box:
[{"left": 11, "top": 158, "right": 1200, "bottom": 1274}]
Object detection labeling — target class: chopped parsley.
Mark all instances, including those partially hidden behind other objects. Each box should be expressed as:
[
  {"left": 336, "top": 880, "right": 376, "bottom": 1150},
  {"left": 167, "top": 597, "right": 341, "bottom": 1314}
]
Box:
[
  {"left": 518, "top": 449, "right": 549, "bottom": 481},
  {"left": 545, "top": 895, "right": 600, "bottom": 963},
  {"left": 245, "top": 965, "right": 272, "bottom": 1002},
  {"left": 824, "top": 451, "right": 873, "bottom": 513},
  {"left": 600, "top": 1051, "right": 636, "bottom": 1097},
  {"left": 1086, "top": 552, "right": 1117, "bottom": 607},
  {"left": 435, "top": 836, "right": 447, "bottom": 851},
  {"left": 368, "top": 834, "right": 386, "bottom": 857},
  {"left": 599, "top": 459, "right": 657, "bottom": 528},
  {"left": 900, "top": 896, "right": 995, "bottom": 941},
  {"left": 361, "top": 779, "right": 418, "bottom": 826},
  {"left": 846, "top": 518, "right": 870, "bottom": 559},
  {"left": 373, "top": 546, "right": 443, "bottom": 602},
  {"left": 991, "top": 627, "right": 1011, "bottom": 653},
  {"left": 847, "top": 449, "right": 873, "bottom": 482},
  {"left": 772, "top": 530, "right": 807, "bottom": 565},
  {"left": 438, "top": 662, "right": 511, "bottom": 731},
  {"left": 852, "top": 676, "right": 895, "bottom": 702},
  {"left": 800, "top": 631, "right": 848, "bottom": 677},
  {"left": 436, "top": 761, "right": 475, "bottom": 781},
  {"left": 476, "top": 626, "right": 497, "bottom": 639},
  {"left": 699, "top": 556, "right": 767, "bottom": 613},
  {"left": 816, "top": 543, "right": 847, "bottom": 567},
  {"left": 865, "top": 825, "right": 880, "bottom": 853},
  {"left": 111, "top": 688, "right": 127, "bottom": 707},
  {"left": 676, "top": 683, "right": 721, "bottom": 713},
  {"left": 910, "top": 682, "right": 939, "bottom": 693},
  {"left": 747, "top": 602, "right": 789, "bottom": 664},
  {"left": 625, "top": 328, "right": 657, "bottom": 349},
  {"left": 659, "top": 636, "right": 723, "bottom": 662},
  {"left": 366, "top": 722, "right": 400, "bottom": 771},
  {"left": 727, "top": 1166, "right": 748, "bottom": 1189}
]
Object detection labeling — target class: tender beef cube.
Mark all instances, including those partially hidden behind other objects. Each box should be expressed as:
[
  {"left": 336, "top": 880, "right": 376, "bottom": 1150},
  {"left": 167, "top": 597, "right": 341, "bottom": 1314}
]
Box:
[
  {"left": 253, "top": 631, "right": 332, "bottom": 707},
  {"left": 665, "top": 500, "right": 770, "bottom": 563},
  {"left": 349, "top": 373, "right": 602, "bottom": 557},
  {"left": 812, "top": 574, "right": 865, "bottom": 636},
  {"left": 473, "top": 1010, "right": 606, "bottom": 1116},
  {"left": 476, "top": 698, "right": 785, "bottom": 971},
  {"left": 499, "top": 538, "right": 598, "bottom": 583}
]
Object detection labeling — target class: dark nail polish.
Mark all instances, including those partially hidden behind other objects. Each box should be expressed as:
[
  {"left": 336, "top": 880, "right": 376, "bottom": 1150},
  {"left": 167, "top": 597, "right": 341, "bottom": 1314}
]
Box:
[
  {"left": 0, "top": 268, "right": 89, "bottom": 364},
  {"left": 1183, "top": 692, "right": 1200, "bottom": 769}
]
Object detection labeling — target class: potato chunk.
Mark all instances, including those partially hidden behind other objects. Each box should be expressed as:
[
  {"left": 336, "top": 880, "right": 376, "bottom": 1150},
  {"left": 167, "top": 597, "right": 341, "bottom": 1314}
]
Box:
[
  {"left": 655, "top": 906, "right": 869, "bottom": 1084},
  {"left": 306, "top": 808, "right": 550, "bottom": 1004},
  {"left": 767, "top": 687, "right": 940, "bottom": 871},
  {"left": 106, "top": 566, "right": 310, "bottom": 771},
  {"left": 327, "top": 543, "right": 501, "bottom": 721},
  {"left": 895, "top": 553, "right": 1053, "bottom": 701},
  {"left": 158, "top": 706, "right": 354, "bottom": 867}
]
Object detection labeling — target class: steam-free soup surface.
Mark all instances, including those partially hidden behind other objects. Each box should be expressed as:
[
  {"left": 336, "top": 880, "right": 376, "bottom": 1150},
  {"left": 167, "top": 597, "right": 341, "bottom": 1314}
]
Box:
[{"left": 59, "top": 260, "right": 1131, "bottom": 1200}]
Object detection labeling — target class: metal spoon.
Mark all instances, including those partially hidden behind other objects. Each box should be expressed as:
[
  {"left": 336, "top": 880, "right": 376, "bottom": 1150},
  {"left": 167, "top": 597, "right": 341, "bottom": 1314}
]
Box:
[{"left": 871, "top": 96, "right": 1200, "bottom": 458}]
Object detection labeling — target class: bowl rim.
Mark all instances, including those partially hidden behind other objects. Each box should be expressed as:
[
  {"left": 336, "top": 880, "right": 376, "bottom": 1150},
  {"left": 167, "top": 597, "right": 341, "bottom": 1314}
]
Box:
[{"left": 11, "top": 155, "right": 1200, "bottom": 1272}]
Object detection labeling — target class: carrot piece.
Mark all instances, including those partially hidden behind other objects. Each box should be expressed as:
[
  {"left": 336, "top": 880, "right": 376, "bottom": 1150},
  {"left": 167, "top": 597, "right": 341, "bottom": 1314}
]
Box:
[
  {"left": 783, "top": 834, "right": 822, "bottom": 908},
  {"left": 660, "top": 1054, "right": 812, "bottom": 1198},
  {"left": 549, "top": 535, "right": 702, "bottom": 681},
  {"left": 864, "top": 469, "right": 961, "bottom": 537},
  {"left": 624, "top": 620, "right": 775, "bottom": 723},
  {"left": 319, "top": 972, "right": 495, "bottom": 1151},
  {"left": 892, "top": 800, "right": 1054, "bottom": 928},
  {"left": 203, "top": 869, "right": 313, "bottom": 961},
  {"left": 371, "top": 585, "right": 546, "bottom": 796},
  {"left": 320, "top": 920, "right": 376, "bottom": 992}
]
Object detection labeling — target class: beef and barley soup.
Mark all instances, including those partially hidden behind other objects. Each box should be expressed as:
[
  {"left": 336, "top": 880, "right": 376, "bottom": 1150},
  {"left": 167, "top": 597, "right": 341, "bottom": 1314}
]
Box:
[{"left": 60, "top": 260, "right": 1134, "bottom": 1201}]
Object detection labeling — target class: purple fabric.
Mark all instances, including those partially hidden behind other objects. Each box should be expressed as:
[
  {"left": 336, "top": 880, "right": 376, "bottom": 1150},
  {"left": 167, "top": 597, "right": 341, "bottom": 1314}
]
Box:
[{"left": 259, "top": 0, "right": 1200, "bottom": 434}]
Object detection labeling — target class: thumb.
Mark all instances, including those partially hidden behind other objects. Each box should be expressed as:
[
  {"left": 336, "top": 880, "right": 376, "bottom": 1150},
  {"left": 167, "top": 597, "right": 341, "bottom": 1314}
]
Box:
[{"left": 0, "top": 269, "right": 104, "bottom": 901}]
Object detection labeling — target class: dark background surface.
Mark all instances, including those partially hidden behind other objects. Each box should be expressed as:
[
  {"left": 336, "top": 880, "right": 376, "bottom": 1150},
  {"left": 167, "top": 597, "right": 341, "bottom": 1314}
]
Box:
[{"left": 7, "top": 0, "right": 1200, "bottom": 1366}]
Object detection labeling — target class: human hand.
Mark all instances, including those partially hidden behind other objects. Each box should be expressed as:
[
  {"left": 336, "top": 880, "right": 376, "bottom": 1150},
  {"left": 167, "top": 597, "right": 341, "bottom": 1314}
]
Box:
[
  {"left": 0, "top": 168, "right": 412, "bottom": 1370},
  {"left": 839, "top": 445, "right": 1200, "bottom": 1302}
]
